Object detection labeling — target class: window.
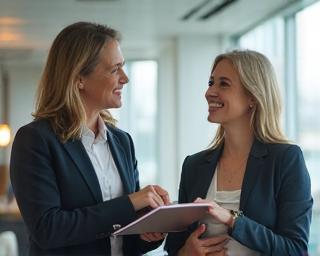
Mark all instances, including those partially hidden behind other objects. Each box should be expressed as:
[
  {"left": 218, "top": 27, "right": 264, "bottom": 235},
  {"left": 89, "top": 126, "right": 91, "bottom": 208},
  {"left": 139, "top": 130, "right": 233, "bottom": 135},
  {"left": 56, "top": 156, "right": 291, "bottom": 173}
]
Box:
[
  {"left": 111, "top": 60, "right": 158, "bottom": 188},
  {"left": 239, "top": 18, "right": 286, "bottom": 129},
  {"left": 239, "top": 6, "right": 320, "bottom": 253},
  {"left": 296, "top": 2, "right": 320, "bottom": 254},
  {"left": 239, "top": 18, "right": 285, "bottom": 93}
]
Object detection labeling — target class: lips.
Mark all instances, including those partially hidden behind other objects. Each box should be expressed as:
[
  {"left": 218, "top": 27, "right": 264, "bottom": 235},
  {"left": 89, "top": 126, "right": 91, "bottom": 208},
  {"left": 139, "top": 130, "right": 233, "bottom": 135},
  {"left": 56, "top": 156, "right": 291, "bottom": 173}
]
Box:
[
  {"left": 208, "top": 101, "right": 224, "bottom": 110},
  {"left": 209, "top": 102, "right": 223, "bottom": 108},
  {"left": 113, "top": 87, "right": 122, "bottom": 95}
]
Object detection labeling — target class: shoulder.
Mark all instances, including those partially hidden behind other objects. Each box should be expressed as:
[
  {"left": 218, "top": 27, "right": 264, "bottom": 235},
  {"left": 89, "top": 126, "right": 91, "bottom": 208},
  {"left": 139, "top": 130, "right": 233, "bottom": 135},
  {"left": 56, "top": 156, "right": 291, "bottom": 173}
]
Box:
[
  {"left": 254, "top": 141, "right": 306, "bottom": 170},
  {"left": 12, "top": 119, "right": 58, "bottom": 157},
  {"left": 183, "top": 149, "right": 216, "bottom": 166},
  {"left": 263, "top": 142, "right": 309, "bottom": 182},
  {"left": 263, "top": 142, "right": 304, "bottom": 162},
  {"left": 15, "top": 119, "right": 55, "bottom": 140},
  {"left": 266, "top": 142, "right": 301, "bottom": 153},
  {"left": 252, "top": 139, "right": 303, "bottom": 159}
]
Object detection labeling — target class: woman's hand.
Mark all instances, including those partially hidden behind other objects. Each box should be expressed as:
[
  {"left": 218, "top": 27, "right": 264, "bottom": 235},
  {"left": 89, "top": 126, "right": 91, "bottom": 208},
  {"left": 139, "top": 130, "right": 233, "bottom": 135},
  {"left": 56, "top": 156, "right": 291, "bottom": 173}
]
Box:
[
  {"left": 178, "top": 224, "right": 229, "bottom": 256},
  {"left": 140, "top": 232, "right": 166, "bottom": 242},
  {"left": 128, "top": 185, "right": 170, "bottom": 211},
  {"left": 194, "top": 198, "right": 233, "bottom": 227},
  {"left": 206, "top": 250, "right": 226, "bottom": 256}
]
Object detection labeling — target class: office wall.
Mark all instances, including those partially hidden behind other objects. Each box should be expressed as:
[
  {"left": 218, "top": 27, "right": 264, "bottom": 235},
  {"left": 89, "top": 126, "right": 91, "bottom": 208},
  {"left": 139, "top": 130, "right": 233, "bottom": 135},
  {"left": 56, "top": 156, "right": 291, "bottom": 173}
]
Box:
[
  {"left": 4, "top": 64, "right": 41, "bottom": 164},
  {"left": 8, "top": 64, "right": 41, "bottom": 135},
  {"left": 157, "top": 35, "right": 222, "bottom": 199}
]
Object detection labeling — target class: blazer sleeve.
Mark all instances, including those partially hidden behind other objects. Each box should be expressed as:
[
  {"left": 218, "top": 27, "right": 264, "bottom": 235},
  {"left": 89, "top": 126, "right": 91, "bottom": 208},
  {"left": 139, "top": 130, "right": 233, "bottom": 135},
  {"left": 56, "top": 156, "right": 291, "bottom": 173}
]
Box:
[
  {"left": 10, "top": 125, "right": 137, "bottom": 249},
  {"left": 231, "top": 145, "right": 313, "bottom": 255},
  {"left": 165, "top": 156, "right": 195, "bottom": 255}
]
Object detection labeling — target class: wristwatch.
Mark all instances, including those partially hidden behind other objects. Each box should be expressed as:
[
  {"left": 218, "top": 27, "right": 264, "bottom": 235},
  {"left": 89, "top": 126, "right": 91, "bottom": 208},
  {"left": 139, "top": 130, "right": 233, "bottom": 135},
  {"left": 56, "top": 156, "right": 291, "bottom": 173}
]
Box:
[{"left": 228, "top": 209, "right": 243, "bottom": 232}]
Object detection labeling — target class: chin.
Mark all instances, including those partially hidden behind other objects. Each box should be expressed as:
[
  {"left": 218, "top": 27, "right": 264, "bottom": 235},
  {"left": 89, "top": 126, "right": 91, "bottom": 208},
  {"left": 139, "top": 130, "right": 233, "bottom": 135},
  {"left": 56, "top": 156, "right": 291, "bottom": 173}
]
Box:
[
  {"left": 207, "top": 116, "right": 220, "bottom": 124},
  {"left": 113, "top": 101, "right": 122, "bottom": 108},
  {"left": 103, "top": 103, "right": 121, "bottom": 110}
]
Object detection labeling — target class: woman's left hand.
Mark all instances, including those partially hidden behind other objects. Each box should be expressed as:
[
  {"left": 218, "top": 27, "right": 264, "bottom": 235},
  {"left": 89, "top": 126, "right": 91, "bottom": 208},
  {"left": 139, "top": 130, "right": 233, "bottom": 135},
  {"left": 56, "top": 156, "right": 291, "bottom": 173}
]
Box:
[
  {"left": 194, "top": 198, "right": 233, "bottom": 227},
  {"left": 140, "top": 232, "right": 166, "bottom": 242}
]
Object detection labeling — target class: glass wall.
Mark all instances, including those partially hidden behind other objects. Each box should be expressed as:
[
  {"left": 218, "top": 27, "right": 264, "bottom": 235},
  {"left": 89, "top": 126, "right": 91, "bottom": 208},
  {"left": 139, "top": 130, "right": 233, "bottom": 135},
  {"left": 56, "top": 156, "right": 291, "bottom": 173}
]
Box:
[
  {"left": 239, "top": 18, "right": 285, "bottom": 91},
  {"left": 239, "top": 18, "right": 286, "bottom": 128},
  {"left": 239, "top": 2, "right": 320, "bottom": 254},
  {"left": 111, "top": 60, "right": 158, "bottom": 188},
  {"left": 296, "top": 2, "right": 320, "bottom": 254}
]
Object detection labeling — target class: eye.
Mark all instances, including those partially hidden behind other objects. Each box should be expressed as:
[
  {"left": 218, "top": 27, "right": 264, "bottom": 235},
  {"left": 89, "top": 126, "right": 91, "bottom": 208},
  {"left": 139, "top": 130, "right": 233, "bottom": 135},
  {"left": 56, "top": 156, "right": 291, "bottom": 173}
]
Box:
[
  {"left": 220, "top": 81, "right": 229, "bottom": 87},
  {"left": 111, "top": 66, "right": 119, "bottom": 74},
  {"left": 208, "top": 80, "right": 214, "bottom": 87}
]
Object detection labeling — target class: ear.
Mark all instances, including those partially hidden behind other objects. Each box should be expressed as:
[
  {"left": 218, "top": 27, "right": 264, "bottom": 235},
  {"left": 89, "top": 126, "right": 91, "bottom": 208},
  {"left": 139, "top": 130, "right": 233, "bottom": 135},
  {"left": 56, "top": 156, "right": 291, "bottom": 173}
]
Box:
[
  {"left": 77, "top": 77, "right": 85, "bottom": 90},
  {"left": 248, "top": 97, "right": 256, "bottom": 109}
]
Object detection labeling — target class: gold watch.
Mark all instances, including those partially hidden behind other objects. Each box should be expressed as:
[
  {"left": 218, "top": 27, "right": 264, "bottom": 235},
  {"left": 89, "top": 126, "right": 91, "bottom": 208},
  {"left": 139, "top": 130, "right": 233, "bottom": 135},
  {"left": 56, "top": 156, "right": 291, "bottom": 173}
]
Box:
[{"left": 229, "top": 209, "right": 243, "bottom": 229}]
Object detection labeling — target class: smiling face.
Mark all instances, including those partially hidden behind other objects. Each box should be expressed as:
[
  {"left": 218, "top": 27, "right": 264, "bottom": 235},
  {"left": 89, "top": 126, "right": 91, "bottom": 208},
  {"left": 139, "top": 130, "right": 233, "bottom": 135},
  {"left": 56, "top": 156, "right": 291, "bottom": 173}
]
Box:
[
  {"left": 79, "top": 40, "right": 128, "bottom": 113},
  {"left": 205, "top": 58, "right": 254, "bottom": 126}
]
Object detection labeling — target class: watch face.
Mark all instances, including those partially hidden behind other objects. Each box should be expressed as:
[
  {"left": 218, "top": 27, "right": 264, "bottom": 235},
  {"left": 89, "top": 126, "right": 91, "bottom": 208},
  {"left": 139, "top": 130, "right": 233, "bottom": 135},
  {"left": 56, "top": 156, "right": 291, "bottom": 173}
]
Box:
[{"left": 231, "top": 209, "right": 243, "bottom": 218}]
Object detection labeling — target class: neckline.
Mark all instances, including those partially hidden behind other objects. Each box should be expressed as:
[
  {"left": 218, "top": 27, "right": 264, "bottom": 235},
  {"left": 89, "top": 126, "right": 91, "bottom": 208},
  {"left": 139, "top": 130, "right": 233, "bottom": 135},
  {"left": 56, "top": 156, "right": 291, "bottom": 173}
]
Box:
[{"left": 214, "top": 167, "right": 242, "bottom": 193}]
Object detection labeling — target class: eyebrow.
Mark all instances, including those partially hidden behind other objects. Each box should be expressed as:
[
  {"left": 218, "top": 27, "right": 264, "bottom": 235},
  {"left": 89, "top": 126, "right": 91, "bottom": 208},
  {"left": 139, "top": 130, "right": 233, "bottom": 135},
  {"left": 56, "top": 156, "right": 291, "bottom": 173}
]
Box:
[
  {"left": 113, "top": 61, "right": 125, "bottom": 68},
  {"left": 209, "top": 76, "right": 232, "bottom": 83},
  {"left": 220, "top": 76, "right": 232, "bottom": 82}
]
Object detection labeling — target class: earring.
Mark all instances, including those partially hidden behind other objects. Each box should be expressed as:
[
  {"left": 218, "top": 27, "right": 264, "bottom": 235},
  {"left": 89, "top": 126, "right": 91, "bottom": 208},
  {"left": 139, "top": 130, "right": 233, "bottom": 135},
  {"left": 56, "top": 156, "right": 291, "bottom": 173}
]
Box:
[{"left": 79, "top": 83, "right": 84, "bottom": 89}]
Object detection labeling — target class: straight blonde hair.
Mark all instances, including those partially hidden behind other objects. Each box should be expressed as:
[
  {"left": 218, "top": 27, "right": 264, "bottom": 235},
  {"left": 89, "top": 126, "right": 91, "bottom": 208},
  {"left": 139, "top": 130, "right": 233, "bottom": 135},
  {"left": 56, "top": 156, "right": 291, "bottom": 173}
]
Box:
[
  {"left": 210, "top": 50, "right": 288, "bottom": 149},
  {"left": 33, "top": 22, "right": 120, "bottom": 142}
]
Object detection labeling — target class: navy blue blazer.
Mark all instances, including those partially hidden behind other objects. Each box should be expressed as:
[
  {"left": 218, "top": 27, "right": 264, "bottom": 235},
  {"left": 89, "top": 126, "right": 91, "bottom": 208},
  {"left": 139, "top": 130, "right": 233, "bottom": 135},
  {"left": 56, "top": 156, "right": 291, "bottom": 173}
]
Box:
[
  {"left": 10, "top": 119, "right": 160, "bottom": 255},
  {"left": 165, "top": 139, "right": 313, "bottom": 255}
]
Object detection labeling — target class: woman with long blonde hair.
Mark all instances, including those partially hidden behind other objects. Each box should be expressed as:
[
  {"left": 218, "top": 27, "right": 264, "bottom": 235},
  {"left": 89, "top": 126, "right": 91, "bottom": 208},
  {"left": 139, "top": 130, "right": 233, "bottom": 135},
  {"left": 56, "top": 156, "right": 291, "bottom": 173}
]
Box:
[{"left": 165, "top": 50, "right": 312, "bottom": 256}]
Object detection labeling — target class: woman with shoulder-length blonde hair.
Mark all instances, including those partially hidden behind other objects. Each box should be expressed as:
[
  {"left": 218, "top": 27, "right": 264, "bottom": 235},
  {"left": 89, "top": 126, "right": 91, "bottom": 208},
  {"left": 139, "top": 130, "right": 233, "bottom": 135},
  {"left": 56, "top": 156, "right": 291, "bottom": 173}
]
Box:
[
  {"left": 165, "top": 50, "right": 312, "bottom": 256},
  {"left": 10, "top": 21, "right": 170, "bottom": 256},
  {"left": 34, "top": 21, "right": 119, "bottom": 142}
]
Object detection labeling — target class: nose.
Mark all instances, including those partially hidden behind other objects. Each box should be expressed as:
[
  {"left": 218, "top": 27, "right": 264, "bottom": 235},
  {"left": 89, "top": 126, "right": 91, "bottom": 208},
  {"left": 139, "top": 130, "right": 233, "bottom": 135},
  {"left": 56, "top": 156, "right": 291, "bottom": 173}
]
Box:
[
  {"left": 119, "top": 68, "right": 129, "bottom": 84},
  {"left": 205, "top": 84, "right": 218, "bottom": 98}
]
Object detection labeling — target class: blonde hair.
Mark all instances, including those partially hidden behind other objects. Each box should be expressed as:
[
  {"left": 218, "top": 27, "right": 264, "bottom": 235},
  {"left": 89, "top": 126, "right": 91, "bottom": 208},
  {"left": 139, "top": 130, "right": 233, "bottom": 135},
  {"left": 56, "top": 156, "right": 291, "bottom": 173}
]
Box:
[
  {"left": 210, "top": 50, "right": 288, "bottom": 149},
  {"left": 33, "top": 22, "right": 120, "bottom": 142}
]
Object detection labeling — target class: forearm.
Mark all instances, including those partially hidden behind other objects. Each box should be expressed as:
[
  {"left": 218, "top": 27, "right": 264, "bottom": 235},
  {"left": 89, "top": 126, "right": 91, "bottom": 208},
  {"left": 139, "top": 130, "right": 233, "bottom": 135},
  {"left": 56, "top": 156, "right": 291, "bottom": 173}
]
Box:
[
  {"left": 24, "top": 196, "right": 137, "bottom": 249},
  {"left": 231, "top": 215, "right": 310, "bottom": 255}
]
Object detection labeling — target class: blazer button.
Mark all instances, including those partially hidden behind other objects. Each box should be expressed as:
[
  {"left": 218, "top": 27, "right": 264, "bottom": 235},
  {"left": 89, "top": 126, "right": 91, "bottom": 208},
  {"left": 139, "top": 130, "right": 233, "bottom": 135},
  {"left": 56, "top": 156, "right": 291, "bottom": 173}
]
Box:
[{"left": 113, "top": 224, "right": 121, "bottom": 231}]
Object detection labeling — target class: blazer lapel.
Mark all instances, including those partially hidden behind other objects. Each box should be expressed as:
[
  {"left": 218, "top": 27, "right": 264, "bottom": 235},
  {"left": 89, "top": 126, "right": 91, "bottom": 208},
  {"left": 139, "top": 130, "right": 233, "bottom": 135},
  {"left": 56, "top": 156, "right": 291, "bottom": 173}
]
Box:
[
  {"left": 107, "top": 131, "right": 132, "bottom": 194},
  {"left": 63, "top": 139, "right": 103, "bottom": 203},
  {"left": 192, "top": 146, "right": 223, "bottom": 200},
  {"left": 240, "top": 139, "right": 268, "bottom": 210}
]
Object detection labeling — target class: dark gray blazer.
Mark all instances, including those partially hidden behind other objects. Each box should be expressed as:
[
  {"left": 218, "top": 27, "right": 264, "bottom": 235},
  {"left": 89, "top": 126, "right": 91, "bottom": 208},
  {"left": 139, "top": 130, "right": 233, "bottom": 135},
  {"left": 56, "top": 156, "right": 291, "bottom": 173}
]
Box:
[
  {"left": 165, "top": 139, "right": 313, "bottom": 256},
  {"left": 10, "top": 119, "right": 160, "bottom": 255}
]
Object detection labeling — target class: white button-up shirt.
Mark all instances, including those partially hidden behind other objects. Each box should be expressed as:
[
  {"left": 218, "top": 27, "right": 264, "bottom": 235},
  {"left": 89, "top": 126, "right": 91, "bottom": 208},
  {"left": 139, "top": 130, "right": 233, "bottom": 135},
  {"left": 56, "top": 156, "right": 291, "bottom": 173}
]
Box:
[{"left": 81, "top": 117, "right": 124, "bottom": 256}]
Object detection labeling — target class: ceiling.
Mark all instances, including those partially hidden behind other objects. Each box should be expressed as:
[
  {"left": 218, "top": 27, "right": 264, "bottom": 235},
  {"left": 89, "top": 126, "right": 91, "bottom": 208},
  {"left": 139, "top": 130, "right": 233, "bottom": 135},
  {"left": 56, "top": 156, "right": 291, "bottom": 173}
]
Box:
[{"left": 0, "top": 0, "right": 298, "bottom": 64}]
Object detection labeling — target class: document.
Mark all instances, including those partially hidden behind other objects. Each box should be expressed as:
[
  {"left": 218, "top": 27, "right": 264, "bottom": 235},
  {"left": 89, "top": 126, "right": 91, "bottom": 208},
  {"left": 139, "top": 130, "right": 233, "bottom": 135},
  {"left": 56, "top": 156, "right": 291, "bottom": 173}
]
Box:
[{"left": 113, "top": 203, "right": 211, "bottom": 236}]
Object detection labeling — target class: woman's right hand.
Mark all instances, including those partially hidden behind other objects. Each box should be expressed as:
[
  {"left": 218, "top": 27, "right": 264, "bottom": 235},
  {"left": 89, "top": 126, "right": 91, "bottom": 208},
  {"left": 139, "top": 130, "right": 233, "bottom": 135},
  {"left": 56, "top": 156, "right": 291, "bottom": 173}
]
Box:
[
  {"left": 178, "top": 224, "right": 229, "bottom": 256},
  {"left": 128, "top": 185, "right": 170, "bottom": 211}
]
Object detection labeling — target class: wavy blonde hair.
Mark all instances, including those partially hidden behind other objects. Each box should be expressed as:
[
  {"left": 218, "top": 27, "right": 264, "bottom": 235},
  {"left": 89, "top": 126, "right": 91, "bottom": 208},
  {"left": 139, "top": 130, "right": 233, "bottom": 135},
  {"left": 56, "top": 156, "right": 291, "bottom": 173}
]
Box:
[
  {"left": 33, "top": 22, "right": 120, "bottom": 142},
  {"left": 210, "top": 50, "right": 288, "bottom": 149}
]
